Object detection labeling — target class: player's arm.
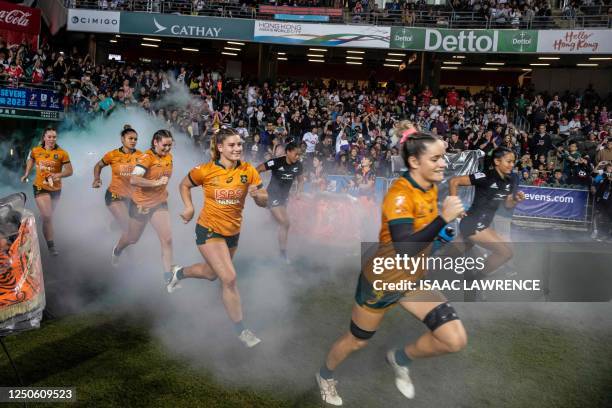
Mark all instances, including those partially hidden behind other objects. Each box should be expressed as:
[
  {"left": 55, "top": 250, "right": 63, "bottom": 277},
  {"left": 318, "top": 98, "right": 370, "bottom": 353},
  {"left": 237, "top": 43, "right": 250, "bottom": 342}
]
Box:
[
  {"left": 56, "top": 162, "right": 73, "bottom": 180},
  {"left": 179, "top": 175, "right": 197, "bottom": 223},
  {"left": 389, "top": 196, "right": 464, "bottom": 256},
  {"left": 505, "top": 174, "right": 525, "bottom": 208},
  {"left": 249, "top": 184, "right": 268, "bottom": 208},
  {"left": 448, "top": 175, "right": 472, "bottom": 196},
  {"left": 130, "top": 165, "right": 165, "bottom": 187},
  {"left": 92, "top": 159, "right": 108, "bottom": 188},
  {"left": 255, "top": 162, "right": 268, "bottom": 173},
  {"left": 296, "top": 174, "right": 305, "bottom": 196},
  {"left": 20, "top": 155, "right": 35, "bottom": 182}
]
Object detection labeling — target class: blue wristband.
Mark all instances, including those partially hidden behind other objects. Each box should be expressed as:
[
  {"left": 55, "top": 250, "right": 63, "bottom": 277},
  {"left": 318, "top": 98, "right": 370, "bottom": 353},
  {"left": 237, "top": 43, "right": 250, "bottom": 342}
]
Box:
[{"left": 438, "top": 225, "right": 455, "bottom": 243}]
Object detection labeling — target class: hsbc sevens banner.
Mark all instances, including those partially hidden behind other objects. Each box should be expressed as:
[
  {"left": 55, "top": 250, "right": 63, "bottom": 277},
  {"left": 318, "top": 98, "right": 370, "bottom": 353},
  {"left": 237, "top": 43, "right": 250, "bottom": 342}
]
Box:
[
  {"left": 514, "top": 186, "right": 589, "bottom": 221},
  {"left": 0, "top": 1, "right": 40, "bottom": 49}
]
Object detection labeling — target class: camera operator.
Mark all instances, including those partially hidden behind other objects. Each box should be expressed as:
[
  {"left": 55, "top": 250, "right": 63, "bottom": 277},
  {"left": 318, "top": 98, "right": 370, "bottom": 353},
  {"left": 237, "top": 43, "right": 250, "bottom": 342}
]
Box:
[{"left": 591, "top": 162, "right": 612, "bottom": 241}]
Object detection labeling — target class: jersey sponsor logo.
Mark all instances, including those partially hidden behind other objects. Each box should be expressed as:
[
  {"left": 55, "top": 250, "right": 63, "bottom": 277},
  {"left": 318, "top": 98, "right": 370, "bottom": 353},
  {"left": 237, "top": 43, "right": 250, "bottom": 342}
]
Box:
[
  {"left": 214, "top": 188, "right": 244, "bottom": 204},
  {"left": 490, "top": 182, "right": 498, "bottom": 189},
  {"left": 474, "top": 172, "right": 486, "bottom": 179},
  {"left": 240, "top": 175, "right": 248, "bottom": 184},
  {"left": 279, "top": 166, "right": 285, "bottom": 171}
]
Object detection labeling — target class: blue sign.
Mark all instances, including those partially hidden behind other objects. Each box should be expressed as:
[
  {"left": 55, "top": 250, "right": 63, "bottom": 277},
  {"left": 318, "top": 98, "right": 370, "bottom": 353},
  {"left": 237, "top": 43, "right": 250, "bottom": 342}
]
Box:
[
  {"left": 0, "top": 87, "right": 63, "bottom": 112},
  {"left": 514, "top": 185, "right": 589, "bottom": 221},
  {"left": 274, "top": 14, "right": 329, "bottom": 22},
  {"left": 304, "top": 175, "right": 385, "bottom": 202}
]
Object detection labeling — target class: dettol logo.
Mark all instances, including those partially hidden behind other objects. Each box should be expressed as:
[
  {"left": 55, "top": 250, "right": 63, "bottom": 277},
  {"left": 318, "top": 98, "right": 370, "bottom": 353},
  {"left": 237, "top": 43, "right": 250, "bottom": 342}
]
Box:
[{"left": 425, "top": 29, "right": 499, "bottom": 52}]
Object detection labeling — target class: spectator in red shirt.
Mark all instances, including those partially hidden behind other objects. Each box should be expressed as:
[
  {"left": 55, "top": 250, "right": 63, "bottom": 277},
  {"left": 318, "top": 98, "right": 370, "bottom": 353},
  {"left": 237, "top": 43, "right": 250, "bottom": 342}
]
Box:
[
  {"left": 420, "top": 85, "right": 433, "bottom": 105},
  {"left": 7, "top": 61, "right": 23, "bottom": 80},
  {"left": 446, "top": 87, "right": 459, "bottom": 107},
  {"left": 31, "top": 59, "right": 44, "bottom": 84}
]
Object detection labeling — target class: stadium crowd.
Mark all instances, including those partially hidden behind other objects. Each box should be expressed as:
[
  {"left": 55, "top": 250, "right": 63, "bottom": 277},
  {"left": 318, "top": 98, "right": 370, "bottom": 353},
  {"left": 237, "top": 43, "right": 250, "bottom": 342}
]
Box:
[
  {"left": 73, "top": 0, "right": 612, "bottom": 28},
  {"left": 1, "top": 36, "right": 611, "bottom": 234}
]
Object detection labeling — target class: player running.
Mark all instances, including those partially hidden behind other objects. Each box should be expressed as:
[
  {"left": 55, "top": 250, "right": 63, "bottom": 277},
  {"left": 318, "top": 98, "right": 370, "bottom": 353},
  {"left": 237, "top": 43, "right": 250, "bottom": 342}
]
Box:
[
  {"left": 92, "top": 125, "right": 141, "bottom": 232},
  {"left": 111, "top": 129, "right": 176, "bottom": 282},
  {"left": 20, "top": 127, "right": 73, "bottom": 256},
  {"left": 255, "top": 142, "right": 304, "bottom": 263},
  {"left": 167, "top": 128, "right": 268, "bottom": 348},
  {"left": 449, "top": 147, "right": 525, "bottom": 281},
  {"left": 316, "top": 132, "right": 467, "bottom": 406}
]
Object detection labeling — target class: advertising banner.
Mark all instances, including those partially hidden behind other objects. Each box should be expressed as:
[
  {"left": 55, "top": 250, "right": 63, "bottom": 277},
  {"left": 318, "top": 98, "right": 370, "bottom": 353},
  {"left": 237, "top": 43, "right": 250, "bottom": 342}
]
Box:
[
  {"left": 0, "top": 87, "right": 63, "bottom": 112},
  {"left": 0, "top": 1, "right": 40, "bottom": 49},
  {"left": 514, "top": 185, "right": 589, "bottom": 221},
  {"left": 254, "top": 20, "right": 390, "bottom": 48},
  {"left": 536, "top": 30, "right": 612, "bottom": 54},
  {"left": 390, "top": 27, "right": 538, "bottom": 53},
  {"left": 67, "top": 9, "right": 120, "bottom": 33},
  {"left": 119, "top": 12, "right": 253, "bottom": 41}
]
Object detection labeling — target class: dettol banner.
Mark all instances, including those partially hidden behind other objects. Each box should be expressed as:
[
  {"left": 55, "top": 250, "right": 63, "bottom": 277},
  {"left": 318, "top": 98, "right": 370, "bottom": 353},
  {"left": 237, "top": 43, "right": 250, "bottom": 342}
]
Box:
[{"left": 390, "top": 27, "right": 538, "bottom": 53}]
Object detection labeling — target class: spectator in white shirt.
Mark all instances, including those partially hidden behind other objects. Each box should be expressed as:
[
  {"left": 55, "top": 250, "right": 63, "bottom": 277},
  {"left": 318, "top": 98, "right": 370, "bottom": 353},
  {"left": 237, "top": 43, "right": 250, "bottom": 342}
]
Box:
[{"left": 303, "top": 127, "right": 319, "bottom": 156}]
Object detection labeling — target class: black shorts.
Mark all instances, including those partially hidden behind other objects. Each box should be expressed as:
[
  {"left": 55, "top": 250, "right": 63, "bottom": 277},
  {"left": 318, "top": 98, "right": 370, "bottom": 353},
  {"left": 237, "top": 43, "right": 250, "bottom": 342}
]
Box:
[
  {"left": 105, "top": 189, "right": 129, "bottom": 207},
  {"left": 33, "top": 185, "right": 61, "bottom": 201},
  {"left": 128, "top": 200, "right": 168, "bottom": 221},
  {"left": 268, "top": 194, "right": 289, "bottom": 208},
  {"left": 459, "top": 212, "right": 495, "bottom": 238},
  {"left": 195, "top": 224, "right": 240, "bottom": 248}
]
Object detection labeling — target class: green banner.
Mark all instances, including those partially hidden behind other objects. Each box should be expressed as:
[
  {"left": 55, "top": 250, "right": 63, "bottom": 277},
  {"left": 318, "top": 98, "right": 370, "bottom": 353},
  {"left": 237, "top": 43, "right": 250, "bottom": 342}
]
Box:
[
  {"left": 119, "top": 12, "right": 253, "bottom": 41},
  {"left": 390, "top": 27, "right": 537, "bottom": 53}
]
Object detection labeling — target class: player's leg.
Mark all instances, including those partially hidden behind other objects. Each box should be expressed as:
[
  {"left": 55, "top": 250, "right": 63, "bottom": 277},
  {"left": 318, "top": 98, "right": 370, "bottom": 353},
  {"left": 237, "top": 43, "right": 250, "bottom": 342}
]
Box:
[
  {"left": 107, "top": 199, "right": 130, "bottom": 233},
  {"left": 316, "top": 304, "right": 386, "bottom": 406},
  {"left": 113, "top": 202, "right": 148, "bottom": 265},
  {"left": 198, "top": 239, "right": 260, "bottom": 347},
  {"left": 35, "top": 193, "right": 57, "bottom": 255},
  {"left": 468, "top": 227, "right": 513, "bottom": 277},
  {"left": 270, "top": 205, "right": 290, "bottom": 260},
  {"left": 385, "top": 293, "right": 466, "bottom": 399},
  {"left": 149, "top": 206, "right": 174, "bottom": 280}
]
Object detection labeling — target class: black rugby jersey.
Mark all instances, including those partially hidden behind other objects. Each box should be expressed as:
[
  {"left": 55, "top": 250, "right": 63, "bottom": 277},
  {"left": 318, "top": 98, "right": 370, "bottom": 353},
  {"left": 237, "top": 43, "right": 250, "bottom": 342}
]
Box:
[
  {"left": 467, "top": 170, "right": 517, "bottom": 216},
  {"left": 265, "top": 156, "right": 303, "bottom": 199}
]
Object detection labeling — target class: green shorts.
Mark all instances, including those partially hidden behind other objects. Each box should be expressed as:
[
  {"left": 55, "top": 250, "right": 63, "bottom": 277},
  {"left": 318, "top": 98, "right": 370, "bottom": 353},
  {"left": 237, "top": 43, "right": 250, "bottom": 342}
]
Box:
[
  {"left": 33, "top": 185, "right": 61, "bottom": 200},
  {"left": 354, "top": 273, "right": 405, "bottom": 312},
  {"left": 195, "top": 224, "right": 240, "bottom": 248},
  {"left": 128, "top": 200, "right": 168, "bottom": 221},
  {"left": 105, "top": 189, "right": 128, "bottom": 207}
]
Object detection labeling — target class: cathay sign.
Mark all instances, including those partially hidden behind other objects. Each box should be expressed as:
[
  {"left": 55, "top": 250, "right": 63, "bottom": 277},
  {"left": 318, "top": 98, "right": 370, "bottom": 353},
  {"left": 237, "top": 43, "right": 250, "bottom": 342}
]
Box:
[{"left": 151, "top": 17, "right": 222, "bottom": 37}]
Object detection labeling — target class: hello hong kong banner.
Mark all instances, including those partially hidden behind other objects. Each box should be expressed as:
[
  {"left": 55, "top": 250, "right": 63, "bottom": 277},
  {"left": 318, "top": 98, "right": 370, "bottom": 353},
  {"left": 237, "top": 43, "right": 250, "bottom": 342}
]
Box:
[
  {"left": 537, "top": 30, "right": 612, "bottom": 54},
  {"left": 0, "top": 1, "right": 40, "bottom": 50}
]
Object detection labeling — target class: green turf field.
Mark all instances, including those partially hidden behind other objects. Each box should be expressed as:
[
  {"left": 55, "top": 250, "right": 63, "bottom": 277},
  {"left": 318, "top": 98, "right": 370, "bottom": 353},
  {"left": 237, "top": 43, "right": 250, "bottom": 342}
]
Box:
[{"left": 1, "top": 306, "right": 610, "bottom": 408}]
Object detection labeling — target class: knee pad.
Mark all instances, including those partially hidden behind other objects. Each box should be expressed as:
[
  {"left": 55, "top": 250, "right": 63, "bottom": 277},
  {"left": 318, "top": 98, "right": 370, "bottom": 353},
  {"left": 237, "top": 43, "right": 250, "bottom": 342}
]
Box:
[
  {"left": 423, "top": 302, "right": 459, "bottom": 332},
  {"left": 350, "top": 320, "right": 376, "bottom": 340}
]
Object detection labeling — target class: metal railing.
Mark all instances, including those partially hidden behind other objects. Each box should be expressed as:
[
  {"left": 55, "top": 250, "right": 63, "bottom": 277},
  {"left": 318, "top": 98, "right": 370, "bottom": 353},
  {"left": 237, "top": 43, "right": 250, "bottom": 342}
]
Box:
[{"left": 67, "top": 0, "right": 612, "bottom": 28}]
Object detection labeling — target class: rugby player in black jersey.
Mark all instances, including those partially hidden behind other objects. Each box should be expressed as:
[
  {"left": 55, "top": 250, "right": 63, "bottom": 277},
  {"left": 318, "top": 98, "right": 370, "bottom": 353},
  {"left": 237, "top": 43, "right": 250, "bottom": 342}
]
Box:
[
  {"left": 256, "top": 142, "right": 304, "bottom": 263},
  {"left": 449, "top": 147, "right": 525, "bottom": 282}
]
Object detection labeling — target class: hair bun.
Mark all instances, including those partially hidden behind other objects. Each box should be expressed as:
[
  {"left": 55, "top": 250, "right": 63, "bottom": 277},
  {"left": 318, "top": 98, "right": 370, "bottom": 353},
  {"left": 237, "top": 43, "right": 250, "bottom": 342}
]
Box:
[{"left": 123, "top": 124, "right": 132, "bottom": 130}]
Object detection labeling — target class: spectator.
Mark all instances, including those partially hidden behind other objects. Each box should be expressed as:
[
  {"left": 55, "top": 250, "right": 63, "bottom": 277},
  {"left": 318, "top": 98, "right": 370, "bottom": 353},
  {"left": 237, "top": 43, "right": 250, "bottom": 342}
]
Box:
[{"left": 595, "top": 139, "right": 612, "bottom": 164}]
